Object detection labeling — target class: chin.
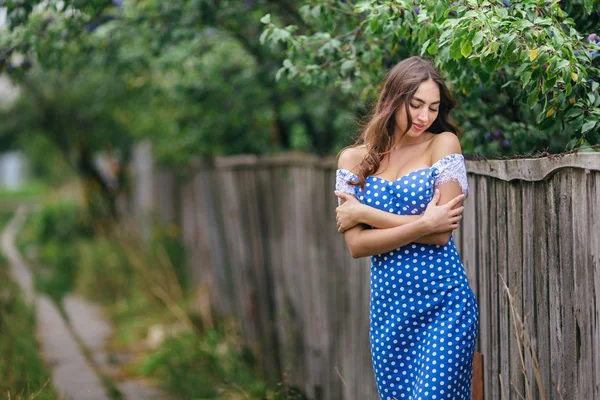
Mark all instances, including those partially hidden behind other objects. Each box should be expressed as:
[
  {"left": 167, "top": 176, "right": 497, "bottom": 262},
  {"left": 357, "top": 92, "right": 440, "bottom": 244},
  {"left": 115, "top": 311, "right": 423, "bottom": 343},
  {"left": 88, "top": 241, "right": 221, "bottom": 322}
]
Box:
[{"left": 408, "top": 128, "right": 426, "bottom": 136}]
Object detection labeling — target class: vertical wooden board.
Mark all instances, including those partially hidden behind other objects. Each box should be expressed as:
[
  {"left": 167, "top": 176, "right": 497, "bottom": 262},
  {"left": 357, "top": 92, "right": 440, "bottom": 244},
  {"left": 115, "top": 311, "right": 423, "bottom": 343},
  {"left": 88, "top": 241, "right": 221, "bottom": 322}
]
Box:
[
  {"left": 363, "top": 259, "right": 378, "bottom": 400},
  {"left": 462, "top": 174, "right": 478, "bottom": 297},
  {"left": 242, "top": 168, "right": 280, "bottom": 380},
  {"left": 179, "top": 180, "right": 196, "bottom": 280},
  {"left": 572, "top": 170, "right": 592, "bottom": 399},
  {"left": 304, "top": 166, "right": 329, "bottom": 399},
  {"left": 532, "top": 180, "right": 551, "bottom": 400},
  {"left": 266, "top": 167, "right": 301, "bottom": 387},
  {"left": 324, "top": 167, "right": 348, "bottom": 399},
  {"left": 521, "top": 182, "right": 538, "bottom": 400},
  {"left": 475, "top": 177, "right": 490, "bottom": 396},
  {"left": 286, "top": 166, "right": 308, "bottom": 390},
  {"left": 218, "top": 169, "right": 256, "bottom": 350},
  {"left": 319, "top": 167, "right": 344, "bottom": 400},
  {"left": 472, "top": 352, "right": 484, "bottom": 400},
  {"left": 496, "top": 182, "right": 510, "bottom": 400},
  {"left": 453, "top": 211, "right": 462, "bottom": 256},
  {"left": 296, "top": 166, "right": 321, "bottom": 399},
  {"left": 192, "top": 170, "right": 215, "bottom": 286},
  {"left": 231, "top": 169, "right": 261, "bottom": 355},
  {"left": 200, "top": 166, "right": 234, "bottom": 317},
  {"left": 307, "top": 166, "right": 328, "bottom": 399},
  {"left": 590, "top": 172, "right": 600, "bottom": 400},
  {"left": 487, "top": 179, "right": 500, "bottom": 399},
  {"left": 205, "top": 164, "right": 237, "bottom": 318},
  {"left": 557, "top": 172, "right": 576, "bottom": 398},
  {"left": 546, "top": 177, "right": 563, "bottom": 400},
  {"left": 256, "top": 165, "right": 286, "bottom": 375},
  {"left": 507, "top": 183, "right": 525, "bottom": 398}
]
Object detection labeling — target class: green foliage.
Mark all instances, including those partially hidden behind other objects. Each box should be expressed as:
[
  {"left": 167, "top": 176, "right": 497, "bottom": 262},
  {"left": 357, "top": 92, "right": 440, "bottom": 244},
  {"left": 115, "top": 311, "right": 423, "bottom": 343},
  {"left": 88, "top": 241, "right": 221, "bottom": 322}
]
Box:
[
  {"left": 139, "top": 328, "right": 307, "bottom": 399},
  {"left": 30, "top": 199, "right": 93, "bottom": 244},
  {"left": 75, "top": 237, "right": 134, "bottom": 304},
  {"left": 17, "top": 199, "right": 93, "bottom": 301},
  {"left": 150, "top": 223, "right": 189, "bottom": 291},
  {"left": 1, "top": 0, "right": 358, "bottom": 163},
  {"left": 0, "top": 212, "right": 58, "bottom": 400},
  {"left": 262, "top": 0, "right": 600, "bottom": 154}
]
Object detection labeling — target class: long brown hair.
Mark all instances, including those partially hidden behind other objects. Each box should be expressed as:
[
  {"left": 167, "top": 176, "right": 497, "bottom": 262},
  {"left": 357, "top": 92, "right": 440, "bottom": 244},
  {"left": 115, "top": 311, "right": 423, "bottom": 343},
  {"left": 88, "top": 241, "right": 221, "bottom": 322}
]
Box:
[{"left": 339, "top": 56, "right": 462, "bottom": 190}]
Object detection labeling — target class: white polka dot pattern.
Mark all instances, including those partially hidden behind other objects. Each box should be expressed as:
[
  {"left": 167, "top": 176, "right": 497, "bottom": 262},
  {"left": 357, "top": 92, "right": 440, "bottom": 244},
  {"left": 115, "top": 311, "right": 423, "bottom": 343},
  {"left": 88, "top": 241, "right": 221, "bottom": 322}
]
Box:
[{"left": 335, "top": 153, "right": 478, "bottom": 400}]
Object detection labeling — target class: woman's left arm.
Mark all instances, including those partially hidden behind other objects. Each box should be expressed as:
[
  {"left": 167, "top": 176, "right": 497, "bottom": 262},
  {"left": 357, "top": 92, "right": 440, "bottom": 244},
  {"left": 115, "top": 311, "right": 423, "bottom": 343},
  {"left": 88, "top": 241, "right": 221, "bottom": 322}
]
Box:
[{"left": 335, "top": 192, "right": 420, "bottom": 230}]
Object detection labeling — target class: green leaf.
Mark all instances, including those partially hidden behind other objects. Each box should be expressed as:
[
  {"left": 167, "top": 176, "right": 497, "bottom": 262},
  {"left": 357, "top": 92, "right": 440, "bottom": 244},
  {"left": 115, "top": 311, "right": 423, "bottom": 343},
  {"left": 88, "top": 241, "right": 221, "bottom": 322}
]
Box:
[
  {"left": 566, "top": 137, "right": 578, "bottom": 150},
  {"left": 450, "top": 39, "right": 462, "bottom": 59},
  {"left": 427, "top": 41, "right": 439, "bottom": 55},
  {"left": 593, "top": 81, "right": 599, "bottom": 92},
  {"left": 564, "top": 107, "right": 582, "bottom": 121},
  {"left": 435, "top": 2, "right": 445, "bottom": 20},
  {"left": 340, "top": 59, "right": 355, "bottom": 75},
  {"left": 461, "top": 40, "right": 473, "bottom": 58},
  {"left": 582, "top": 120, "right": 597, "bottom": 134},
  {"left": 527, "top": 90, "right": 538, "bottom": 109},
  {"left": 472, "top": 31, "right": 484, "bottom": 46},
  {"left": 260, "top": 14, "right": 271, "bottom": 24},
  {"left": 421, "top": 39, "right": 431, "bottom": 56},
  {"left": 573, "top": 114, "right": 585, "bottom": 131}
]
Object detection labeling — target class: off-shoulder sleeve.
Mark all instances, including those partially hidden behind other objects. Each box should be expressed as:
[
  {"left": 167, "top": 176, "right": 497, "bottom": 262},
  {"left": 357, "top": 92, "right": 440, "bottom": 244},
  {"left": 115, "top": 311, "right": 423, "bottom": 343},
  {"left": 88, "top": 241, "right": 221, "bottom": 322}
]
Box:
[
  {"left": 431, "top": 154, "right": 469, "bottom": 195},
  {"left": 335, "top": 169, "right": 359, "bottom": 205}
]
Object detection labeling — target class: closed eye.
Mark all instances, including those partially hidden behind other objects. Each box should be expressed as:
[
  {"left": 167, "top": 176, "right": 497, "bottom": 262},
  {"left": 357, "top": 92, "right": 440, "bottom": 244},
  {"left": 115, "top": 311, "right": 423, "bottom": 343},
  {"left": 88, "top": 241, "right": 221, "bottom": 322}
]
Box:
[{"left": 411, "top": 104, "right": 438, "bottom": 112}]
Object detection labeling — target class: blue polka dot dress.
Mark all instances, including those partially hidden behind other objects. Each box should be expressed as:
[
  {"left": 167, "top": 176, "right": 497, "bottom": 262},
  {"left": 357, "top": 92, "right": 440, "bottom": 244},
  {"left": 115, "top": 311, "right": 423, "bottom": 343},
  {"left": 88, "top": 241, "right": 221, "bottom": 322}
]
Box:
[{"left": 336, "top": 153, "right": 479, "bottom": 400}]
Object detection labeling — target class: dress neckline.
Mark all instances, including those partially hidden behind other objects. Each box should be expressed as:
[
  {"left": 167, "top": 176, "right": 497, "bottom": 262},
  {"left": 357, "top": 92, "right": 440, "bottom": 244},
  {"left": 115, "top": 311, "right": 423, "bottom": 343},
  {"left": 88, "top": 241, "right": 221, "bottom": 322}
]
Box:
[{"left": 337, "top": 153, "right": 464, "bottom": 184}]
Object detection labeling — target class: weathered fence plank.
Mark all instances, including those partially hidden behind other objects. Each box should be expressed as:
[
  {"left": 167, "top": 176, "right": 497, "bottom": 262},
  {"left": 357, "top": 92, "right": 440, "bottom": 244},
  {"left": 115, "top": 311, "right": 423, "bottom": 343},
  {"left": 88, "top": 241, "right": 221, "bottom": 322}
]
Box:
[
  {"left": 507, "top": 183, "right": 524, "bottom": 399},
  {"left": 132, "top": 147, "right": 600, "bottom": 400}
]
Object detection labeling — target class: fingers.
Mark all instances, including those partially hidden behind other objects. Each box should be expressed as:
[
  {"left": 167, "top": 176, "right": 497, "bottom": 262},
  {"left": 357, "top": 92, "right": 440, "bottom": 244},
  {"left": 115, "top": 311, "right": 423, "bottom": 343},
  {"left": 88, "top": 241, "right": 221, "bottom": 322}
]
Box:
[
  {"left": 430, "top": 189, "right": 441, "bottom": 205},
  {"left": 446, "top": 193, "right": 465, "bottom": 208},
  {"left": 450, "top": 215, "right": 462, "bottom": 223},
  {"left": 449, "top": 206, "right": 465, "bottom": 217},
  {"left": 335, "top": 191, "right": 350, "bottom": 200}
]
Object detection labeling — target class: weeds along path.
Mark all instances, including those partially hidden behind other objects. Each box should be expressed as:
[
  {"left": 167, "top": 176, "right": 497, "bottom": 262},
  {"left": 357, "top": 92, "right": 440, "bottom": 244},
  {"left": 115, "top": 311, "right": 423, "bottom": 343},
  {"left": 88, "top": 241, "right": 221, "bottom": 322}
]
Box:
[
  {"left": 2, "top": 207, "right": 172, "bottom": 400},
  {"left": 2, "top": 206, "right": 110, "bottom": 400}
]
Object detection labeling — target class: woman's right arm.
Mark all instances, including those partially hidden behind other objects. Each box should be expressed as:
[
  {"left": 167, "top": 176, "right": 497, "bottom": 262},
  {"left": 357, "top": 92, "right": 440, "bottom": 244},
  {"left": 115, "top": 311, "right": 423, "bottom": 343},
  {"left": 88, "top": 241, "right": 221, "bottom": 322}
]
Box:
[
  {"left": 342, "top": 189, "right": 462, "bottom": 258},
  {"left": 337, "top": 148, "right": 463, "bottom": 258}
]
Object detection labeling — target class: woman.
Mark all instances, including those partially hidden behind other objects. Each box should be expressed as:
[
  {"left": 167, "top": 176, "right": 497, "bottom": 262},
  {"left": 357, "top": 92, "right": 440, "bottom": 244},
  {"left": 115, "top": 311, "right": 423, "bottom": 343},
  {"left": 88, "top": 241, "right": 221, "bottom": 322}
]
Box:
[{"left": 334, "top": 56, "right": 478, "bottom": 400}]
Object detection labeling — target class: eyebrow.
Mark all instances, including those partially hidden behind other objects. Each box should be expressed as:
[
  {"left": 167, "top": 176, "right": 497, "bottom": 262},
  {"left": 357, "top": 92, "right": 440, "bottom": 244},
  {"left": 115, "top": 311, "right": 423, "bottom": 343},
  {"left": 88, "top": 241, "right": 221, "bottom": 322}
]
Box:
[{"left": 413, "top": 97, "right": 440, "bottom": 105}]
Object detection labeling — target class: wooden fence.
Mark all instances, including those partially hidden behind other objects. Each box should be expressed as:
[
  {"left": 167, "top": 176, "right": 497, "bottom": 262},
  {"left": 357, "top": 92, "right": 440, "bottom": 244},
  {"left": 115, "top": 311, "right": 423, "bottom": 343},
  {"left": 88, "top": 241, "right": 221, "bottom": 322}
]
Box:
[{"left": 131, "top": 146, "right": 600, "bottom": 400}]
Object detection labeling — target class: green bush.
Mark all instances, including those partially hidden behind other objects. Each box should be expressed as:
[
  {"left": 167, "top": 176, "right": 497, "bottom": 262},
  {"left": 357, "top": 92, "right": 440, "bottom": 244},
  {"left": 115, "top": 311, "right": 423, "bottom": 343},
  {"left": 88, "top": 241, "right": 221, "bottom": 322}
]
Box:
[
  {"left": 75, "top": 237, "right": 134, "bottom": 304},
  {"left": 139, "top": 328, "right": 307, "bottom": 400},
  {"left": 34, "top": 240, "right": 78, "bottom": 303},
  {"left": 31, "top": 199, "right": 94, "bottom": 244},
  {"left": 0, "top": 219, "right": 58, "bottom": 399}
]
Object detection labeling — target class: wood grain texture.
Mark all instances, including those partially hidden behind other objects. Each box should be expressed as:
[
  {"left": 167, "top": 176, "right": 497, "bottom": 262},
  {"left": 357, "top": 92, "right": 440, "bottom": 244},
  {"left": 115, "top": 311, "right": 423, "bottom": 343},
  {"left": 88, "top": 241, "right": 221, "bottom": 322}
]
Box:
[{"left": 131, "top": 151, "right": 600, "bottom": 400}]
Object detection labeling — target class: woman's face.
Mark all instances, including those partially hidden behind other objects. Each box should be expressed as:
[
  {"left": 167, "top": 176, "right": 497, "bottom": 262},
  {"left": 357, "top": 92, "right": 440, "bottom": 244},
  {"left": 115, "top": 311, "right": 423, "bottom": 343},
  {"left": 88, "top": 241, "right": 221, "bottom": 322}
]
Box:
[{"left": 394, "top": 79, "right": 441, "bottom": 138}]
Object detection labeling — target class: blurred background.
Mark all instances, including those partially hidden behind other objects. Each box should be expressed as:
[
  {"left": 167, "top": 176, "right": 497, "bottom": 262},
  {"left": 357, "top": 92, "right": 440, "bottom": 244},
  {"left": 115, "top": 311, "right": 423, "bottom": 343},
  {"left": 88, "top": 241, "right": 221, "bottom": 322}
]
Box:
[{"left": 0, "top": 1, "right": 599, "bottom": 399}]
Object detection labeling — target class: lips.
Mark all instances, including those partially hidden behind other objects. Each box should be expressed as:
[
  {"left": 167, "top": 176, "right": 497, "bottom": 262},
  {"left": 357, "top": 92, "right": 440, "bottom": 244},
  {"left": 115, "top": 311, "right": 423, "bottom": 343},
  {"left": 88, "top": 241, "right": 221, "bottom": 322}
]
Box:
[{"left": 413, "top": 123, "right": 425, "bottom": 130}]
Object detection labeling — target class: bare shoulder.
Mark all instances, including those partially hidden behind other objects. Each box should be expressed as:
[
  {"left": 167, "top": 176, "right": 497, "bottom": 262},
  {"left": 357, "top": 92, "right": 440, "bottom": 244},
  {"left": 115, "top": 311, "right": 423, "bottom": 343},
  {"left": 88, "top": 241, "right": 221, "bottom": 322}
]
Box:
[
  {"left": 337, "top": 145, "right": 368, "bottom": 172},
  {"left": 430, "top": 131, "right": 462, "bottom": 163}
]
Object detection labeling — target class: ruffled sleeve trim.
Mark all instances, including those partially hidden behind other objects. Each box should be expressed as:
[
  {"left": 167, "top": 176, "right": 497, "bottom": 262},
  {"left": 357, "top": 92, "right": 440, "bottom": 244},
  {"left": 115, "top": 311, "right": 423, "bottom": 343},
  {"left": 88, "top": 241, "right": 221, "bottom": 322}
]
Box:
[
  {"left": 335, "top": 169, "right": 359, "bottom": 205},
  {"left": 431, "top": 154, "right": 469, "bottom": 195}
]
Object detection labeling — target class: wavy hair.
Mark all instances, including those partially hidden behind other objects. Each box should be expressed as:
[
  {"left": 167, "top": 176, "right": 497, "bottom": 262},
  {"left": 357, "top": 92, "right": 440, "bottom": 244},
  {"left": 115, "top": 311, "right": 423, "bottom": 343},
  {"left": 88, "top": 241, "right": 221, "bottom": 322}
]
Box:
[{"left": 339, "top": 56, "right": 462, "bottom": 190}]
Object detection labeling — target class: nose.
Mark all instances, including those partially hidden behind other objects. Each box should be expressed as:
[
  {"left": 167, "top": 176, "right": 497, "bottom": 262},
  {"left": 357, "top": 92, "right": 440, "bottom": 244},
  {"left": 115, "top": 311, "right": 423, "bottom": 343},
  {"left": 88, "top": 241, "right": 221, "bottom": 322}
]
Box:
[{"left": 416, "top": 111, "right": 428, "bottom": 123}]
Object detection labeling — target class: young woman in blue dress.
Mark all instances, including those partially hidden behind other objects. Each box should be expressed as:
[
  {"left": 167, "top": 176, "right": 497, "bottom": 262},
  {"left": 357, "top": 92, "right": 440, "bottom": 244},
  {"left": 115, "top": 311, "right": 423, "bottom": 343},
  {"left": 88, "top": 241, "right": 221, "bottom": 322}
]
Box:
[{"left": 334, "top": 56, "right": 479, "bottom": 399}]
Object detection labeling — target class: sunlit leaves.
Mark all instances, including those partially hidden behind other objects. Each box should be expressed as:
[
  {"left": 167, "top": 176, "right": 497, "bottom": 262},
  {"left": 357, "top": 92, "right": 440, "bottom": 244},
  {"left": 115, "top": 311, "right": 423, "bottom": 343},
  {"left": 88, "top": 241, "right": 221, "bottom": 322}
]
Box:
[{"left": 261, "top": 0, "right": 600, "bottom": 150}]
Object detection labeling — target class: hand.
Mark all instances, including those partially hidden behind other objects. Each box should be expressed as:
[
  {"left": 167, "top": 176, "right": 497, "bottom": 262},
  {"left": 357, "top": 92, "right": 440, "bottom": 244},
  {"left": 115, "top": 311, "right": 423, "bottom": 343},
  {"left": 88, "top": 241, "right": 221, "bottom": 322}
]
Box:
[
  {"left": 335, "top": 192, "right": 363, "bottom": 233},
  {"left": 422, "top": 189, "right": 465, "bottom": 233}
]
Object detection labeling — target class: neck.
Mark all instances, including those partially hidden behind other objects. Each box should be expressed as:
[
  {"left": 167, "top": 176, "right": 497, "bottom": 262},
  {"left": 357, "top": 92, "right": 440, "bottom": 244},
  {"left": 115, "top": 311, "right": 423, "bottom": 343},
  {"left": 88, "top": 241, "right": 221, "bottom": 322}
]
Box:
[{"left": 390, "top": 131, "right": 427, "bottom": 151}]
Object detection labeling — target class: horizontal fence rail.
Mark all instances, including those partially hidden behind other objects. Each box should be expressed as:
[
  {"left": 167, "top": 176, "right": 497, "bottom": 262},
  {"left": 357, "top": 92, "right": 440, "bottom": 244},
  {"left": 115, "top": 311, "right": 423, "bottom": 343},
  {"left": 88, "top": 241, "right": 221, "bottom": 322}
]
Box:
[{"left": 131, "top": 147, "right": 600, "bottom": 400}]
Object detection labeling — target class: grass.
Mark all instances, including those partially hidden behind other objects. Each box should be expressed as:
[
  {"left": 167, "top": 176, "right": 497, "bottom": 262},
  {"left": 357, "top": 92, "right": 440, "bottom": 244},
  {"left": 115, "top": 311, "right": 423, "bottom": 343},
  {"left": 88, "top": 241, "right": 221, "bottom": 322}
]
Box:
[
  {"left": 0, "top": 181, "right": 47, "bottom": 209},
  {"left": 17, "top": 194, "right": 308, "bottom": 399},
  {"left": 0, "top": 209, "right": 59, "bottom": 400}
]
